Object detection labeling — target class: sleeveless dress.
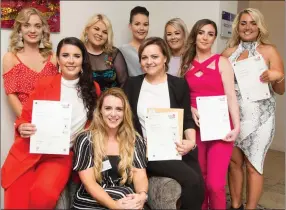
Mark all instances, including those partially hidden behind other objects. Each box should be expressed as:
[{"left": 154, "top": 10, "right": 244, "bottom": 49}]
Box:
[
  {"left": 2, "top": 54, "right": 58, "bottom": 105},
  {"left": 72, "top": 131, "right": 147, "bottom": 210},
  {"left": 228, "top": 41, "right": 275, "bottom": 174}
]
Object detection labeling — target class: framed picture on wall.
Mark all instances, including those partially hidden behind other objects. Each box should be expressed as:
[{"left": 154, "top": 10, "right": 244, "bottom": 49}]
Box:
[
  {"left": 1, "top": 0, "right": 60, "bottom": 32},
  {"left": 221, "top": 11, "right": 236, "bottom": 38}
]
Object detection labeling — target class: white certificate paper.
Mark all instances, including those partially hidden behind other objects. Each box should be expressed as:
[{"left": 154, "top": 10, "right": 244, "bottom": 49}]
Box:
[
  {"left": 145, "top": 110, "right": 182, "bottom": 161},
  {"left": 30, "top": 100, "right": 72, "bottom": 155},
  {"left": 196, "top": 96, "right": 231, "bottom": 141},
  {"left": 232, "top": 55, "right": 270, "bottom": 102}
]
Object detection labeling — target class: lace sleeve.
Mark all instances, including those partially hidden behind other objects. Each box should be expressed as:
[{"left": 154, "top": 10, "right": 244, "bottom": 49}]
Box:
[{"left": 113, "top": 49, "right": 129, "bottom": 88}]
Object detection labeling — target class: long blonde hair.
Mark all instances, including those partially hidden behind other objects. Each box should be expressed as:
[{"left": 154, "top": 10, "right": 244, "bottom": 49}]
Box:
[
  {"left": 227, "top": 8, "right": 271, "bottom": 48},
  {"left": 88, "top": 88, "right": 137, "bottom": 185},
  {"left": 80, "top": 14, "right": 114, "bottom": 54},
  {"left": 163, "top": 18, "right": 188, "bottom": 56},
  {"left": 9, "top": 7, "right": 53, "bottom": 58}
]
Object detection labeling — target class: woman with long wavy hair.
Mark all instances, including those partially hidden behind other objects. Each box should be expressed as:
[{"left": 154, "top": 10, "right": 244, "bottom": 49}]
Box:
[
  {"left": 2, "top": 7, "right": 58, "bottom": 117},
  {"left": 222, "top": 8, "right": 285, "bottom": 210},
  {"left": 72, "top": 88, "right": 148, "bottom": 209},
  {"left": 1, "top": 37, "right": 100, "bottom": 209}
]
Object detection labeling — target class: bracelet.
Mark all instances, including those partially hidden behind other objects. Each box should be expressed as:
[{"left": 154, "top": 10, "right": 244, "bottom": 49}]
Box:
[
  {"left": 138, "top": 191, "right": 148, "bottom": 201},
  {"left": 276, "top": 77, "right": 285, "bottom": 84},
  {"left": 191, "top": 143, "right": 197, "bottom": 150}
]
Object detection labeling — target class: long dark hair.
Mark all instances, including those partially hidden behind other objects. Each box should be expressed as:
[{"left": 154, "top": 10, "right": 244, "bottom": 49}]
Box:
[
  {"left": 180, "top": 19, "right": 217, "bottom": 77},
  {"left": 56, "top": 37, "right": 97, "bottom": 120}
]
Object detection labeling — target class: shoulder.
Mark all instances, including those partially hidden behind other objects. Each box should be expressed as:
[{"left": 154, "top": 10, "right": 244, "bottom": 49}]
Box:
[
  {"left": 75, "top": 131, "right": 92, "bottom": 147},
  {"left": 49, "top": 52, "right": 57, "bottom": 66},
  {"left": 93, "top": 81, "right": 101, "bottom": 96},
  {"left": 221, "top": 46, "right": 238, "bottom": 58},
  {"left": 127, "top": 74, "right": 145, "bottom": 84},
  {"left": 257, "top": 44, "right": 279, "bottom": 57},
  {"left": 2, "top": 52, "right": 18, "bottom": 74},
  {"left": 167, "top": 74, "right": 187, "bottom": 86},
  {"left": 36, "top": 74, "right": 61, "bottom": 90}
]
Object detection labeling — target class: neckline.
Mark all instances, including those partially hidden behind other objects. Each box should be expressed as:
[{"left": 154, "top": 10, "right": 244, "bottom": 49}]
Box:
[
  {"left": 15, "top": 60, "right": 51, "bottom": 74},
  {"left": 61, "top": 77, "right": 79, "bottom": 88},
  {"left": 193, "top": 54, "right": 218, "bottom": 65},
  {"left": 143, "top": 77, "right": 168, "bottom": 86}
]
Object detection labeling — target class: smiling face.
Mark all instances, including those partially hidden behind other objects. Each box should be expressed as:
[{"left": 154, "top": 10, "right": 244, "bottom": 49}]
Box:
[
  {"left": 195, "top": 24, "right": 216, "bottom": 51},
  {"left": 101, "top": 95, "right": 124, "bottom": 131},
  {"left": 238, "top": 13, "right": 259, "bottom": 42},
  {"left": 20, "top": 14, "right": 43, "bottom": 45},
  {"left": 140, "top": 44, "right": 167, "bottom": 76},
  {"left": 86, "top": 20, "right": 108, "bottom": 48},
  {"left": 165, "top": 24, "right": 185, "bottom": 53},
  {"left": 57, "top": 44, "right": 83, "bottom": 80},
  {"left": 129, "top": 14, "right": 149, "bottom": 41}
]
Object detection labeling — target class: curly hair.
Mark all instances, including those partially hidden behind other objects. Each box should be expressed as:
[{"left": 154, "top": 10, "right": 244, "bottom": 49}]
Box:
[
  {"left": 87, "top": 88, "right": 138, "bottom": 185},
  {"left": 56, "top": 37, "right": 98, "bottom": 120},
  {"left": 9, "top": 7, "right": 53, "bottom": 58}
]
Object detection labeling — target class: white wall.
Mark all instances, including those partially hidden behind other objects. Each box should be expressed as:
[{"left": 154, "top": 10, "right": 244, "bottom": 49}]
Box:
[{"left": 0, "top": 1, "right": 238, "bottom": 207}]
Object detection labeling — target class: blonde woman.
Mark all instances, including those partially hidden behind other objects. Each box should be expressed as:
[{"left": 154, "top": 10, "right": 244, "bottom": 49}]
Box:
[
  {"left": 81, "top": 14, "right": 128, "bottom": 91},
  {"left": 222, "top": 8, "right": 285, "bottom": 210},
  {"left": 2, "top": 7, "right": 58, "bottom": 117},
  {"left": 164, "top": 18, "right": 188, "bottom": 76},
  {"left": 72, "top": 88, "right": 148, "bottom": 209}
]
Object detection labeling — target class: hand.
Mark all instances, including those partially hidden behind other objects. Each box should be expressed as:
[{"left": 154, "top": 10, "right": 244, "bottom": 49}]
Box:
[
  {"left": 175, "top": 139, "right": 196, "bottom": 156},
  {"left": 117, "top": 194, "right": 145, "bottom": 209},
  {"left": 191, "top": 107, "right": 200, "bottom": 127},
  {"left": 222, "top": 128, "right": 240, "bottom": 142},
  {"left": 260, "top": 69, "right": 284, "bottom": 83},
  {"left": 18, "top": 123, "right": 37, "bottom": 138},
  {"left": 115, "top": 196, "right": 134, "bottom": 209}
]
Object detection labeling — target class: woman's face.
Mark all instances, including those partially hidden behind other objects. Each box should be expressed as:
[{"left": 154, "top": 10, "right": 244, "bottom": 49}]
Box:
[
  {"left": 165, "top": 24, "right": 185, "bottom": 53},
  {"left": 140, "top": 44, "right": 166, "bottom": 76},
  {"left": 129, "top": 14, "right": 149, "bottom": 41},
  {"left": 20, "top": 14, "right": 43, "bottom": 45},
  {"left": 101, "top": 95, "right": 124, "bottom": 130},
  {"left": 195, "top": 24, "right": 216, "bottom": 51},
  {"left": 86, "top": 20, "right": 108, "bottom": 48},
  {"left": 57, "top": 44, "right": 83, "bottom": 80},
  {"left": 238, "top": 13, "right": 259, "bottom": 42}
]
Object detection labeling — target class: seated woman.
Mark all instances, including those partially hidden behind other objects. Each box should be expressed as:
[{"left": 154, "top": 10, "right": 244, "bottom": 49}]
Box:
[
  {"left": 72, "top": 88, "right": 148, "bottom": 209},
  {"left": 1, "top": 37, "right": 100, "bottom": 209},
  {"left": 123, "top": 37, "right": 204, "bottom": 210},
  {"left": 81, "top": 14, "right": 128, "bottom": 91}
]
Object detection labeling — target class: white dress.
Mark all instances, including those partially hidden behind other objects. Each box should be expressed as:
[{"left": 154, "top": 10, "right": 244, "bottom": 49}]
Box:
[{"left": 228, "top": 41, "right": 276, "bottom": 174}]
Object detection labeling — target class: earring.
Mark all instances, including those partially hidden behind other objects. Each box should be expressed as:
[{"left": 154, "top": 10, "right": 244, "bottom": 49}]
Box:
[
  {"left": 85, "top": 34, "right": 88, "bottom": 43},
  {"left": 80, "top": 69, "right": 83, "bottom": 74},
  {"left": 39, "top": 36, "right": 44, "bottom": 49},
  {"left": 58, "top": 67, "right": 61, "bottom": 73},
  {"left": 16, "top": 32, "right": 24, "bottom": 48}
]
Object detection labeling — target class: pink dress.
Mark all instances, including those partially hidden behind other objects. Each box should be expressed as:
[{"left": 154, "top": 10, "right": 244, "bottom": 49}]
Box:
[
  {"left": 185, "top": 54, "right": 233, "bottom": 209},
  {"left": 3, "top": 54, "right": 58, "bottom": 105}
]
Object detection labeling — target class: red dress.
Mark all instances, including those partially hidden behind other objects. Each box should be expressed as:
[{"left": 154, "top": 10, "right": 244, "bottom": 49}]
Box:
[{"left": 3, "top": 54, "right": 58, "bottom": 105}]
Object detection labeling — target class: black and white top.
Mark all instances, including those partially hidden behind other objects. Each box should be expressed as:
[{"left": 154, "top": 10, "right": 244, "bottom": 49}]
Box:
[{"left": 72, "top": 131, "right": 147, "bottom": 210}]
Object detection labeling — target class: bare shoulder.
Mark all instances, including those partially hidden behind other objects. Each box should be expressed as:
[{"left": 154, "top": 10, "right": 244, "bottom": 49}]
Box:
[
  {"left": 258, "top": 44, "right": 279, "bottom": 55},
  {"left": 50, "top": 52, "right": 57, "bottom": 66},
  {"left": 221, "top": 46, "right": 238, "bottom": 58},
  {"left": 218, "top": 55, "right": 233, "bottom": 74},
  {"left": 2, "top": 52, "right": 18, "bottom": 74}
]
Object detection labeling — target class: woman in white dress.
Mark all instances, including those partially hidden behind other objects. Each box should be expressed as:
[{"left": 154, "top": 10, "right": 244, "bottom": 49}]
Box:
[{"left": 222, "top": 8, "right": 285, "bottom": 210}]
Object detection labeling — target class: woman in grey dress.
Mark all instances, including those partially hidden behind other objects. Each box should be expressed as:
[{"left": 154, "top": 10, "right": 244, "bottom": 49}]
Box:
[{"left": 222, "top": 8, "right": 285, "bottom": 210}]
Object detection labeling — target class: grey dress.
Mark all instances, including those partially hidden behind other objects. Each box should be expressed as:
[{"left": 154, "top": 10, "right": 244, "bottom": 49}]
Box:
[{"left": 229, "top": 41, "right": 276, "bottom": 174}]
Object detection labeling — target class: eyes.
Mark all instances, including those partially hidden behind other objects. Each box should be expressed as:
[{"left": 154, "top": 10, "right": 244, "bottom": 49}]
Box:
[
  {"left": 141, "top": 55, "right": 159, "bottom": 60},
  {"left": 198, "top": 30, "right": 215, "bottom": 37},
  {"left": 134, "top": 22, "right": 149, "bottom": 27},
  {"left": 240, "top": 21, "right": 257, "bottom": 26},
  {"left": 22, "top": 23, "right": 42, "bottom": 29},
  {"left": 61, "top": 53, "right": 82, "bottom": 59},
  {"left": 104, "top": 106, "right": 123, "bottom": 112},
  {"left": 93, "top": 27, "right": 108, "bottom": 35},
  {"left": 166, "top": 31, "right": 181, "bottom": 36}
]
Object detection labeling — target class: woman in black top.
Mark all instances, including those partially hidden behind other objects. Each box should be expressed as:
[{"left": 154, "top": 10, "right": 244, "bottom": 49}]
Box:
[
  {"left": 81, "top": 14, "right": 128, "bottom": 91},
  {"left": 72, "top": 88, "right": 148, "bottom": 210},
  {"left": 123, "top": 37, "right": 204, "bottom": 210}
]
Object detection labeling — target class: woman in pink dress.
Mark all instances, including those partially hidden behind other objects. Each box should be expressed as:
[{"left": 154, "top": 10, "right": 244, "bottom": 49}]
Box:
[
  {"left": 2, "top": 7, "right": 58, "bottom": 117},
  {"left": 180, "top": 19, "right": 240, "bottom": 210}
]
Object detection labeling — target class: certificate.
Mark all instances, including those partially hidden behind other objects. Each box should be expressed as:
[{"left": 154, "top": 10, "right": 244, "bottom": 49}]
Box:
[
  {"left": 232, "top": 55, "right": 270, "bottom": 102},
  {"left": 196, "top": 95, "right": 231, "bottom": 141},
  {"left": 30, "top": 100, "right": 72, "bottom": 155},
  {"left": 145, "top": 108, "right": 183, "bottom": 161}
]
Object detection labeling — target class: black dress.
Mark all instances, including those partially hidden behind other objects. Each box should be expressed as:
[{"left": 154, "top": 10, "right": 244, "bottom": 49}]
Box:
[
  {"left": 88, "top": 47, "right": 128, "bottom": 92},
  {"left": 72, "top": 131, "right": 147, "bottom": 210}
]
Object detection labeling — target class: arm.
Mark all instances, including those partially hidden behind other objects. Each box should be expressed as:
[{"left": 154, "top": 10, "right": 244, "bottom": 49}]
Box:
[
  {"left": 2, "top": 52, "right": 23, "bottom": 117},
  {"left": 114, "top": 49, "right": 129, "bottom": 87},
  {"left": 132, "top": 167, "right": 148, "bottom": 202},
  {"left": 219, "top": 56, "right": 240, "bottom": 139},
  {"left": 260, "top": 46, "right": 285, "bottom": 95},
  {"left": 78, "top": 168, "right": 119, "bottom": 209}
]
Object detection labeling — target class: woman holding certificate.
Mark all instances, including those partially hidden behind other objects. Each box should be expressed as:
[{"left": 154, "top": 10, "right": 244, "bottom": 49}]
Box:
[
  {"left": 222, "top": 8, "right": 285, "bottom": 210},
  {"left": 123, "top": 37, "right": 204, "bottom": 210},
  {"left": 1, "top": 37, "right": 100, "bottom": 209},
  {"left": 72, "top": 88, "right": 148, "bottom": 209},
  {"left": 181, "top": 19, "right": 240, "bottom": 210}
]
